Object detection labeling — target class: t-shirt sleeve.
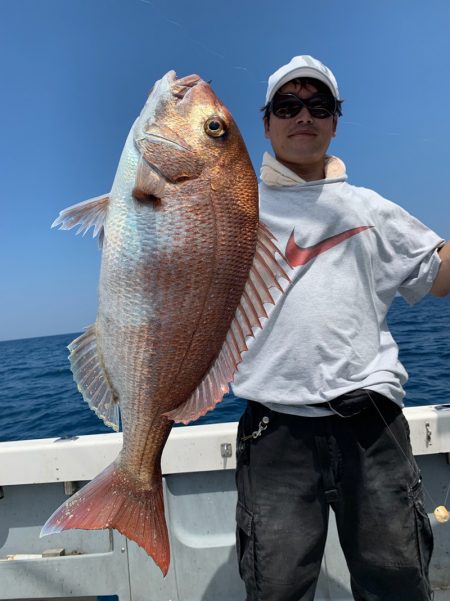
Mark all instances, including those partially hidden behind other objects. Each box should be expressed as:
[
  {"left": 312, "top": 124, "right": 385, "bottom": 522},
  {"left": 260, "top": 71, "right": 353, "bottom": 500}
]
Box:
[
  {"left": 377, "top": 199, "right": 445, "bottom": 305},
  {"left": 398, "top": 248, "right": 442, "bottom": 304}
]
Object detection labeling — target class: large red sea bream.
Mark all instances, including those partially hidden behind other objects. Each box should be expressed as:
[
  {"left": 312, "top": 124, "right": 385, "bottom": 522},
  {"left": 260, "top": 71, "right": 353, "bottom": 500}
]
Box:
[{"left": 41, "top": 71, "right": 288, "bottom": 575}]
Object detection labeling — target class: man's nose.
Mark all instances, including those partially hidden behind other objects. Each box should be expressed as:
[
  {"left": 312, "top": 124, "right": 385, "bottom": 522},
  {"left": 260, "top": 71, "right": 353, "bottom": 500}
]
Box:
[{"left": 295, "top": 106, "right": 313, "bottom": 123}]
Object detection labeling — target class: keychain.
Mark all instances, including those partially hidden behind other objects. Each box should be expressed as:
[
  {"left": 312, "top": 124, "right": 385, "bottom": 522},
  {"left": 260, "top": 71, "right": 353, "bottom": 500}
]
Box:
[{"left": 241, "top": 416, "right": 270, "bottom": 441}]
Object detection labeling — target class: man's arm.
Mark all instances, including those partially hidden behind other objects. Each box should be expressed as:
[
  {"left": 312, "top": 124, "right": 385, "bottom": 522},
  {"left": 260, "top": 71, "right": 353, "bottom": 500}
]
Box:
[{"left": 430, "top": 241, "right": 450, "bottom": 297}]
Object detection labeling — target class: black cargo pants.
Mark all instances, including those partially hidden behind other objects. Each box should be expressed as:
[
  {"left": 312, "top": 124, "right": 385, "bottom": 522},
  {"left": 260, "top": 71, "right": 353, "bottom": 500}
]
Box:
[{"left": 235, "top": 392, "right": 434, "bottom": 601}]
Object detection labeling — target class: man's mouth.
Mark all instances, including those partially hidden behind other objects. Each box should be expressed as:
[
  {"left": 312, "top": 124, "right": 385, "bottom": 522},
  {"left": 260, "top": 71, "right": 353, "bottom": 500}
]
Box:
[{"left": 289, "top": 129, "right": 317, "bottom": 137}]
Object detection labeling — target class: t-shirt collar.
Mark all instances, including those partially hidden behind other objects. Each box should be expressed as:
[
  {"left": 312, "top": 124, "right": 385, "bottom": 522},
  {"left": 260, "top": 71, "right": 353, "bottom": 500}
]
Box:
[{"left": 260, "top": 152, "right": 347, "bottom": 187}]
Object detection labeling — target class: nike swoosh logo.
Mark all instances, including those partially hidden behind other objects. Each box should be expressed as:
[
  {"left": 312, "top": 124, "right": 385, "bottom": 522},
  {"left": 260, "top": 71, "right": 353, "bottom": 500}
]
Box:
[{"left": 286, "top": 225, "right": 374, "bottom": 268}]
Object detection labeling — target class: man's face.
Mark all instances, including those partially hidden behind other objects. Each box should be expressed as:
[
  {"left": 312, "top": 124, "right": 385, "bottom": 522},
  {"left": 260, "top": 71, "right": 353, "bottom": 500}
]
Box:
[{"left": 264, "top": 81, "right": 337, "bottom": 169}]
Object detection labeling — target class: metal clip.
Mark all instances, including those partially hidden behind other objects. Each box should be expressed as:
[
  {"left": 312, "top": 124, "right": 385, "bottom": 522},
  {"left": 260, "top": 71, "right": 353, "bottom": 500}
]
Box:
[
  {"left": 220, "top": 443, "right": 232, "bottom": 458},
  {"left": 425, "top": 422, "right": 432, "bottom": 447},
  {"left": 241, "top": 416, "right": 270, "bottom": 441}
]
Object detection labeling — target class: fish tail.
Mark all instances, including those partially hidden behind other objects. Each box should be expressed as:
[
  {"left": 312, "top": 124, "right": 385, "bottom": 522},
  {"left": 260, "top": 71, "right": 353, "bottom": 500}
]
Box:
[{"left": 40, "top": 462, "right": 170, "bottom": 575}]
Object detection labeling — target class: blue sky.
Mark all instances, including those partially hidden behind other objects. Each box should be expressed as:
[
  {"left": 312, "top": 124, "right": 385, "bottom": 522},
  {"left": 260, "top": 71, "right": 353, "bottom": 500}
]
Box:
[{"left": 2, "top": 0, "right": 450, "bottom": 341}]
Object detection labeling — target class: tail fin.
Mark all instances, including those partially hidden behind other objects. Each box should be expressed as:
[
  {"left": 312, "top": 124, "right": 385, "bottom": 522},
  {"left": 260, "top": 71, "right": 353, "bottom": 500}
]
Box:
[{"left": 40, "top": 462, "right": 170, "bottom": 575}]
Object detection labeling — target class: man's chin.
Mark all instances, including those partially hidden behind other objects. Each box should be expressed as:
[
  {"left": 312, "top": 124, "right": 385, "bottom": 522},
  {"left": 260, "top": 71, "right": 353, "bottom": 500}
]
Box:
[{"left": 276, "top": 153, "right": 327, "bottom": 168}]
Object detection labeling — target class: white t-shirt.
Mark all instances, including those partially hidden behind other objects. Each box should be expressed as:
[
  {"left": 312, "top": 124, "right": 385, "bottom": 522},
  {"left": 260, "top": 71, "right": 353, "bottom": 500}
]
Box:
[{"left": 232, "top": 167, "right": 444, "bottom": 416}]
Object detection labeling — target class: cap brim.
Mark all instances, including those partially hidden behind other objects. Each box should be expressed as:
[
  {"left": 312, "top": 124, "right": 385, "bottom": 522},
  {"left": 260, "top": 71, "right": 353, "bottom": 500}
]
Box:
[{"left": 267, "top": 67, "right": 338, "bottom": 103}]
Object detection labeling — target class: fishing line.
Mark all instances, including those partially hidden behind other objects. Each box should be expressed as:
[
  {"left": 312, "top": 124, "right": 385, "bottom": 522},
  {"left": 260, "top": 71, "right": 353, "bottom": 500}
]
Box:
[
  {"left": 366, "top": 390, "right": 450, "bottom": 523},
  {"left": 365, "top": 391, "right": 428, "bottom": 492},
  {"left": 137, "top": 0, "right": 264, "bottom": 85},
  {"left": 444, "top": 481, "right": 450, "bottom": 507}
]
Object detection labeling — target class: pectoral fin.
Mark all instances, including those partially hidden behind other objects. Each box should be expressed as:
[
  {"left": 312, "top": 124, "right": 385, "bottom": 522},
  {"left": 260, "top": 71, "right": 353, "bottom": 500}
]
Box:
[
  {"left": 51, "top": 194, "right": 109, "bottom": 241},
  {"left": 132, "top": 156, "right": 165, "bottom": 202},
  {"left": 164, "top": 223, "right": 290, "bottom": 424}
]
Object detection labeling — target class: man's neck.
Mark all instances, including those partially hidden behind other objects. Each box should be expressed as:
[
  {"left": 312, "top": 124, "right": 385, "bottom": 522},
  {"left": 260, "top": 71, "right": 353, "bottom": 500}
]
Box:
[{"left": 275, "top": 157, "right": 325, "bottom": 182}]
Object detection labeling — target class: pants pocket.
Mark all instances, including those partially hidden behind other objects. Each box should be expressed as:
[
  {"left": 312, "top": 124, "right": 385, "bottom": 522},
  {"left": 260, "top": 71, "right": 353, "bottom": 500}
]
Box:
[
  {"left": 410, "top": 478, "right": 434, "bottom": 581},
  {"left": 236, "top": 502, "right": 256, "bottom": 592}
]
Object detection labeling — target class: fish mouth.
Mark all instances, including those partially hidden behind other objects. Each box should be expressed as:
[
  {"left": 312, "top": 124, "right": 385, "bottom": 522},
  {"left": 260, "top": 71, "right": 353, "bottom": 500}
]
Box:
[
  {"left": 131, "top": 70, "right": 207, "bottom": 197},
  {"left": 170, "top": 72, "right": 202, "bottom": 99},
  {"left": 135, "top": 71, "right": 204, "bottom": 151},
  {"left": 143, "top": 130, "right": 190, "bottom": 153}
]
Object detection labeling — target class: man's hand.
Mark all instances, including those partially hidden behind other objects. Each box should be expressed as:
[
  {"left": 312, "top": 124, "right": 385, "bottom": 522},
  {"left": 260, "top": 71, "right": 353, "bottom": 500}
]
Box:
[{"left": 431, "top": 241, "right": 450, "bottom": 297}]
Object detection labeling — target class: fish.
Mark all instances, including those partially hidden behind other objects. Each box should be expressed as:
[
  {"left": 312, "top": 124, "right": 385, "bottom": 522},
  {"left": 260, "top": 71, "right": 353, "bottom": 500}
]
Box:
[{"left": 41, "top": 70, "right": 289, "bottom": 575}]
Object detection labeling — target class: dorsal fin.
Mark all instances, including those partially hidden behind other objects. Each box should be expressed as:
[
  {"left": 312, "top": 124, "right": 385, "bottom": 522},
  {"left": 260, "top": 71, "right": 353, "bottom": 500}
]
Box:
[
  {"left": 68, "top": 325, "right": 120, "bottom": 431},
  {"left": 164, "top": 223, "right": 290, "bottom": 424},
  {"left": 51, "top": 194, "right": 109, "bottom": 240}
]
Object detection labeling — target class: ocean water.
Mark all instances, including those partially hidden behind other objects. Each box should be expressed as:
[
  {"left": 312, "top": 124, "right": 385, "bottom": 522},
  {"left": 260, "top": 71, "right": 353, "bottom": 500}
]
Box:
[{"left": 1, "top": 294, "right": 450, "bottom": 443}]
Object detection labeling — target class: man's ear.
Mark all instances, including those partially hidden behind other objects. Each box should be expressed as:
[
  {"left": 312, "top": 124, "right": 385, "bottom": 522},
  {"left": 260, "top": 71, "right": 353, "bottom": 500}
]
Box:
[
  {"left": 264, "top": 116, "right": 271, "bottom": 140},
  {"left": 332, "top": 116, "right": 338, "bottom": 138}
]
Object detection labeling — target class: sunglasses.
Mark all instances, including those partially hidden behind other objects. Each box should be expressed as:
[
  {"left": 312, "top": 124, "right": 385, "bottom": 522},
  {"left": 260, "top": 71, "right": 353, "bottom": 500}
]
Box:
[{"left": 269, "top": 92, "right": 336, "bottom": 119}]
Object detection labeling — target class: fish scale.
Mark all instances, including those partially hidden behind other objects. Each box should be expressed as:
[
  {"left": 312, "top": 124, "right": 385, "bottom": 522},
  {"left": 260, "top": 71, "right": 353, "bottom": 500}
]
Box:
[{"left": 42, "top": 70, "right": 289, "bottom": 576}]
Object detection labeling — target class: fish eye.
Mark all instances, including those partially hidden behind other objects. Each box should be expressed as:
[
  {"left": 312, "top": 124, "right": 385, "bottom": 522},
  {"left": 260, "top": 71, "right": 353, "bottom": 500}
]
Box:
[{"left": 204, "top": 116, "right": 227, "bottom": 138}]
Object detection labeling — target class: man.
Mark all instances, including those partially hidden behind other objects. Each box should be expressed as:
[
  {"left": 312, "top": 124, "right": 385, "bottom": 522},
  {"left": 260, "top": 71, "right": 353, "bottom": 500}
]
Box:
[{"left": 232, "top": 55, "right": 450, "bottom": 601}]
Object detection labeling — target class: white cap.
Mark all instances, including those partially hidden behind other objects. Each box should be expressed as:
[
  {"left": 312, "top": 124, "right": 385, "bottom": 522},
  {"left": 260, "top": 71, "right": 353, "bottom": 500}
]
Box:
[{"left": 265, "top": 55, "right": 340, "bottom": 104}]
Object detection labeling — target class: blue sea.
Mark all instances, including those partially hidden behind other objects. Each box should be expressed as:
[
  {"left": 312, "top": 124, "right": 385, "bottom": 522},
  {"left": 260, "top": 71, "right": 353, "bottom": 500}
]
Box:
[{"left": 1, "top": 294, "right": 450, "bottom": 443}]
